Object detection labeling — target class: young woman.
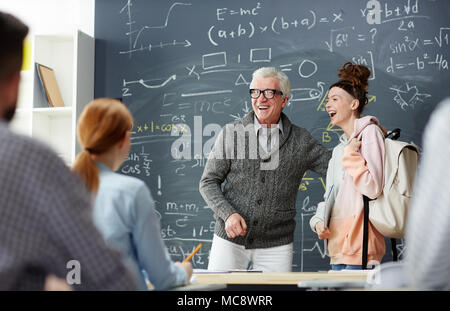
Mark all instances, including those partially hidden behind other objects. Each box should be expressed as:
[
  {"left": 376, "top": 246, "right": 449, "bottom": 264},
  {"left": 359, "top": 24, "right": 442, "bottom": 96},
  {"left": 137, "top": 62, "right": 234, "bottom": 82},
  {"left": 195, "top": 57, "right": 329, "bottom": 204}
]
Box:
[
  {"left": 72, "top": 98, "right": 192, "bottom": 290},
  {"left": 310, "top": 62, "right": 386, "bottom": 270}
]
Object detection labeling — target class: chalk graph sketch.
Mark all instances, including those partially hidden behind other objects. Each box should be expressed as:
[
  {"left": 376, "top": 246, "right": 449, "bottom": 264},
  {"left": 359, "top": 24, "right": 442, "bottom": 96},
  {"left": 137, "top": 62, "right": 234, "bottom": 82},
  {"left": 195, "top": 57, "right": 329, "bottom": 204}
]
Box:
[
  {"left": 300, "top": 212, "right": 326, "bottom": 271},
  {"left": 123, "top": 74, "right": 177, "bottom": 89},
  {"left": 119, "top": 1, "right": 192, "bottom": 56},
  {"left": 390, "top": 83, "right": 431, "bottom": 110}
]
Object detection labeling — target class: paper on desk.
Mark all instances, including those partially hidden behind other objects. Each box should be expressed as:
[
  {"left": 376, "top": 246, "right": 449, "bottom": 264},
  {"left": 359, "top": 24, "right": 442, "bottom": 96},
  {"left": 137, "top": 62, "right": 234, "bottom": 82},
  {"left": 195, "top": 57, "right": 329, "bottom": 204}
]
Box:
[
  {"left": 298, "top": 279, "right": 367, "bottom": 289},
  {"left": 193, "top": 268, "right": 229, "bottom": 274}
]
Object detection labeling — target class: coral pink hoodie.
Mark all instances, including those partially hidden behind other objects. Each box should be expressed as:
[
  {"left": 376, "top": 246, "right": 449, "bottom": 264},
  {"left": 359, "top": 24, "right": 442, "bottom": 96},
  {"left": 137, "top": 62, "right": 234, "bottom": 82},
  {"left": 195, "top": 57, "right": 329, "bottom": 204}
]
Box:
[{"left": 327, "top": 116, "right": 386, "bottom": 265}]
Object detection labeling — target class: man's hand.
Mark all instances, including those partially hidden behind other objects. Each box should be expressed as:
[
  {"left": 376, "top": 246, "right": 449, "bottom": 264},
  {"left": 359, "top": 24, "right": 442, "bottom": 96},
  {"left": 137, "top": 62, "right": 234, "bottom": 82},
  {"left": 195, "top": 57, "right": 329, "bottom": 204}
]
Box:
[
  {"left": 225, "top": 213, "right": 247, "bottom": 238},
  {"left": 315, "top": 222, "right": 331, "bottom": 240}
]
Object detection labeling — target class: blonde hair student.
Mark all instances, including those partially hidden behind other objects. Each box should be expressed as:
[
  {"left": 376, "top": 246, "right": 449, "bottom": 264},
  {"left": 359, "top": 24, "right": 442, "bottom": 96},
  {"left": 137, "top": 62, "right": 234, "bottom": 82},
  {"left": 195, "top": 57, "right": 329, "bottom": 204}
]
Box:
[
  {"left": 310, "top": 62, "right": 386, "bottom": 271},
  {"left": 73, "top": 98, "right": 193, "bottom": 290},
  {"left": 73, "top": 98, "right": 133, "bottom": 192}
]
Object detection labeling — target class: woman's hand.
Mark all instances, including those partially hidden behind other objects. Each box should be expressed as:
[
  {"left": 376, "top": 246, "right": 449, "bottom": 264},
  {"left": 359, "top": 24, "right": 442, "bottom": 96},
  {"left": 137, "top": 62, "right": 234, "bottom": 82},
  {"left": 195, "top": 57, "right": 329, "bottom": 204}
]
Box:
[
  {"left": 347, "top": 138, "right": 362, "bottom": 153},
  {"left": 175, "top": 262, "right": 193, "bottom": 280},
  {"left": 315, "top": 222, "right": 331, "bottom": 240}
]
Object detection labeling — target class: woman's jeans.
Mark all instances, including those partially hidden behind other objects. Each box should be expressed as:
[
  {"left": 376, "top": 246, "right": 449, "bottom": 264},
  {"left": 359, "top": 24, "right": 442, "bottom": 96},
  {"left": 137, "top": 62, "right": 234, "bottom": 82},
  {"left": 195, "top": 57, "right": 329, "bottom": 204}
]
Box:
[{"left": 331, "top": 264, "right": 375, "bottom": 271}]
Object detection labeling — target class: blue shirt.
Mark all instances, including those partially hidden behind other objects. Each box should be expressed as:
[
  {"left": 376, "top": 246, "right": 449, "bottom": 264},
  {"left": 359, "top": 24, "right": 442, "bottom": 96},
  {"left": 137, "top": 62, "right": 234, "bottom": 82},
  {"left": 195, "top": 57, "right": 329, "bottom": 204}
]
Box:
[{"left": 93, "top": 162, "right": 188, "bottom": 290}]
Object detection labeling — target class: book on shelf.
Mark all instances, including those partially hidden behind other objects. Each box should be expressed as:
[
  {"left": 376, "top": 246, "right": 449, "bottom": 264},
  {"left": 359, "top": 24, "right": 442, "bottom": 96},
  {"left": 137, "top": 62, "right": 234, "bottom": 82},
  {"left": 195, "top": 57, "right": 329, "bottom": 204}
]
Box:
[{"left": 35, "top": 62, "right": 65, "bottom": 108}]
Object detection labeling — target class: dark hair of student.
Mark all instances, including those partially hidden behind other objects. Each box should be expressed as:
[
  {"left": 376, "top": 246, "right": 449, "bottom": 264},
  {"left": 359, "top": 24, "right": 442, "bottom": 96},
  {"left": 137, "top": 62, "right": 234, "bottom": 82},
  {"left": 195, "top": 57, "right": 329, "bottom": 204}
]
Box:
[
  {"left": 0, "top": 12, "right": 29, "bottom": 81},
  {"left": 72, "top": 98, "right": 133, "bottom": 193},
  {"left": 329, "top": 62, "right": 371, "bottom": 115}
]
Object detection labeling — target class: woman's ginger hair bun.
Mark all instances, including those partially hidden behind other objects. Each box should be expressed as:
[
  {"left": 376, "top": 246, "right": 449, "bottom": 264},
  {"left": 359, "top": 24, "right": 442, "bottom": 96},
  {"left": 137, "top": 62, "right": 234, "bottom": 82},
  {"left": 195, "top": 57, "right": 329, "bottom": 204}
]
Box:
[
  {"left": 330, "top": 62, "right": 371, "bottom": 114},
  {"left": 338, "top": 62, "right": 371, "bottom": 91}
]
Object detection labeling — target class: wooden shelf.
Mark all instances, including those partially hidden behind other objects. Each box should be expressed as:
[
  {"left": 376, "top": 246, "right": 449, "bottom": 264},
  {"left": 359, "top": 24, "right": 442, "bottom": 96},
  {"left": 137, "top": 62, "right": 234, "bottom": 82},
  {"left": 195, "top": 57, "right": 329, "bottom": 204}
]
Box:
[{"left": 10, "top": 30, "right": 94, "bottom": 166}]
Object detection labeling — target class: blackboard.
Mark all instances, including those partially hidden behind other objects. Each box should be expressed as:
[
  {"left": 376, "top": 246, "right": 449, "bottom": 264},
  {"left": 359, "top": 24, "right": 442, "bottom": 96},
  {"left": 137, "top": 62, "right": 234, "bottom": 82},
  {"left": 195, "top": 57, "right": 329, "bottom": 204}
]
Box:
[{"left": 94, "top": 0, "right": 450, "bottom": 271}]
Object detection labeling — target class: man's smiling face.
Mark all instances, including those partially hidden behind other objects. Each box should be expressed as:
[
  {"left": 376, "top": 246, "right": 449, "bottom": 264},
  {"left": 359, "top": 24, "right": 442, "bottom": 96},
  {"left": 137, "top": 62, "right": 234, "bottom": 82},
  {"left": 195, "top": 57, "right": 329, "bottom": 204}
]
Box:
[{"left": 250, "top": 76, "right": 288, "bottom": 126}]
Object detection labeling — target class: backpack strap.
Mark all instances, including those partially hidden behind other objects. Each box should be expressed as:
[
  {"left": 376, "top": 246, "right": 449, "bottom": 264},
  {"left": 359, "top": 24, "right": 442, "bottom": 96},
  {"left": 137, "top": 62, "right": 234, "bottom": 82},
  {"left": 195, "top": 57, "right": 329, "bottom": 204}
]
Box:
[
  {"left": 362, "top": 195, "right": 370, "bottom": 269},
  {"left": 359, "top": 127, "right": 374, "bottom": 270},
  {"left": 391, "top": 238, "right": 398, "bottom": 261},
  {"left": 386, "top": 128, "right": 400, "bottom": 262},
  {"left": 363, "top": 196, "right": 399, "bottom": 268}
]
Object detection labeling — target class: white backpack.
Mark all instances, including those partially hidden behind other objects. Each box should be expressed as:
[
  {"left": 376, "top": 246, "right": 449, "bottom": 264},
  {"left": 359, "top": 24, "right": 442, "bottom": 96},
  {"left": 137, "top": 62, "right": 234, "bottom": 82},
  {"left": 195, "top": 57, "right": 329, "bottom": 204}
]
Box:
[{"left": 368, "top": 136, "right": 419, "bottom": 238}]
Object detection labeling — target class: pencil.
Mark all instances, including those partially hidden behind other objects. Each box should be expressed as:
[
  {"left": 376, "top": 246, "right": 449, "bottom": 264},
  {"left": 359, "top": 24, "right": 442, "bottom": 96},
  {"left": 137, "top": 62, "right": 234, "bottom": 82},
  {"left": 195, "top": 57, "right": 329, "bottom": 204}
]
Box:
[{"left": 183, "top": 243, "right": 203, "bottom": 263}]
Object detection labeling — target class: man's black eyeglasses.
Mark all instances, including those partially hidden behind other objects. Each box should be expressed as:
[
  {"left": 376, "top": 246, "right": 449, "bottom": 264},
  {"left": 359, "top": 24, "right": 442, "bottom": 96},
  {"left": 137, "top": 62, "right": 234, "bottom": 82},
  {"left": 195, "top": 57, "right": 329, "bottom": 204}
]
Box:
[{"left": 249, "top": 89, "right": 284, "bottom": 99}]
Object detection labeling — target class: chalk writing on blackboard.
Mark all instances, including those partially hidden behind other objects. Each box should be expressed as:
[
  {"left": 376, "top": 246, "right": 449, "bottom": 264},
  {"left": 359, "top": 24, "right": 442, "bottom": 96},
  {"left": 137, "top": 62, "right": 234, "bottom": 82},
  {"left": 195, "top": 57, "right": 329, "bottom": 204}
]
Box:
[{"left": 95, "top": 0, "right": 450, "bottom": 271}]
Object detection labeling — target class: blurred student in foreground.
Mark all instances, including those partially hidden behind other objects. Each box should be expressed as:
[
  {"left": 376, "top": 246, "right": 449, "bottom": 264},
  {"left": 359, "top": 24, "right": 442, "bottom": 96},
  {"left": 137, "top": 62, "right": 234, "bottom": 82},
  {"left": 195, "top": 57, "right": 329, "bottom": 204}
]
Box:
[
  {"left": 72, "top": 98, "right": 192, "bottom": 290},
  {"left": 0, "top": 11, "right": 138, "bottom": 290},
  {"left": 405, "top": 98, "right": 450, "bottom": 290}
]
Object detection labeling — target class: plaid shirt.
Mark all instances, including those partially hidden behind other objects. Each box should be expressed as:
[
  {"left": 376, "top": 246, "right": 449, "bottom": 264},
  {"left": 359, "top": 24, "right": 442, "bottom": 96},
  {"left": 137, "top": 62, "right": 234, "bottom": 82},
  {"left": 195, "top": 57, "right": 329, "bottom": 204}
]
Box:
[{"left": 0, "top": 122, "right": 138, "bottom": 290}]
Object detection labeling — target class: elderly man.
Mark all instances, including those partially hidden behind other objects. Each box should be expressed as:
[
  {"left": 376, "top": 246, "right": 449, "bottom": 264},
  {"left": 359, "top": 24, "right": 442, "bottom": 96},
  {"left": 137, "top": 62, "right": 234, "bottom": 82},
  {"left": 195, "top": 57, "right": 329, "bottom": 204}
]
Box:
[{"left": 200, "top": 67, "right": 331, "bottom": 271}]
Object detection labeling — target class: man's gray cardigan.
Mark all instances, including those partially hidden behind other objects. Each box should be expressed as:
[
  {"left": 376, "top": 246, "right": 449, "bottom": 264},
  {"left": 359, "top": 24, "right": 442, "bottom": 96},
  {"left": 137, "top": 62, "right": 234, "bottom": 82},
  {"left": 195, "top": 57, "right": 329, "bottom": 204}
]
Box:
[{"left": 199, "top": 111, "right": 332, "bottom": 249}]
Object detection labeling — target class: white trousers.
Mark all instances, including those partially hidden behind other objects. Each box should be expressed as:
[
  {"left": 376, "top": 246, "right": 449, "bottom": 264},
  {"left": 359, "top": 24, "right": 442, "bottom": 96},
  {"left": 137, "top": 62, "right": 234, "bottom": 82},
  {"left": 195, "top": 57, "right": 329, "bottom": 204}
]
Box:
[{"left": 207, "top": 234, "right": 293, "bottom": 272}]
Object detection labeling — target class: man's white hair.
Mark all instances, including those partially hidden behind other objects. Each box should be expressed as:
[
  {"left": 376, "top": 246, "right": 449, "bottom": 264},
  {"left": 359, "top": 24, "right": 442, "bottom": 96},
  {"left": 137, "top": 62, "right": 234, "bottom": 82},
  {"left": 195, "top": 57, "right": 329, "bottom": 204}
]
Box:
[{"left": 250, "top": 67, "right": 291, "bottom": 99}]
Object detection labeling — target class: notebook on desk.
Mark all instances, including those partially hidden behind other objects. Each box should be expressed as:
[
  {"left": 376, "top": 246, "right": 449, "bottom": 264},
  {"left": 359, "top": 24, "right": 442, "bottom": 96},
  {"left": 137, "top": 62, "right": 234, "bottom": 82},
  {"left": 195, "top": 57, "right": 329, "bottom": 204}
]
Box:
[
  {"left": 193, "top": 269, "right": 262, "bottom": 273},
  {"left": 193, "top": 269, "right": 229, "bottom": 274},
  {"left": 298, "top": 279, "right": 367, "bottom": 289}
]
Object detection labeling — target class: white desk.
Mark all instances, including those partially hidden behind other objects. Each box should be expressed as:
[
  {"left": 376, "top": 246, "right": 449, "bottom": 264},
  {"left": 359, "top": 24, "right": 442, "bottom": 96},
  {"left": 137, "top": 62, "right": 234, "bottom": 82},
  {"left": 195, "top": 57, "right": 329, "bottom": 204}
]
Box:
[{"left": 192, "top": 272, "right": 368, "bottom": 290}]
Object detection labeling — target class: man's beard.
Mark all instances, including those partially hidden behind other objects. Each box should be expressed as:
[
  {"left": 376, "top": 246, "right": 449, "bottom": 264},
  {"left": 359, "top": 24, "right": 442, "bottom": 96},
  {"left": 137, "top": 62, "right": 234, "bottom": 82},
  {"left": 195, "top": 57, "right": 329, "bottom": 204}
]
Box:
[{"left": 2, "top": 106, "right": 16, "bottom": 122}]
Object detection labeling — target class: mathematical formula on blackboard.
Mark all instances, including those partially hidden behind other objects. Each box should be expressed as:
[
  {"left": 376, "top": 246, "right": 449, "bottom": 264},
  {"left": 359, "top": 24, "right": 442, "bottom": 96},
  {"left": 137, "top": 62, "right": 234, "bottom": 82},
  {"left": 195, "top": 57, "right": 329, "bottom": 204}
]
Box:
[{"left": 95, "top": 0, "right": 449, "bottom": 270}]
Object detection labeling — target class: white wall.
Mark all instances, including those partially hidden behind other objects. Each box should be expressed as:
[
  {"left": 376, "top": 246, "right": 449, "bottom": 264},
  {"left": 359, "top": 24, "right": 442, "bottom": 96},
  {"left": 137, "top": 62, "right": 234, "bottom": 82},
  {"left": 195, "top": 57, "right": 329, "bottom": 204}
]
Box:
[
  {"left": 0, "top": 0, "right": 95, "bottom": 36},
  {"left": 1, "top": 0, "right": 95, "bottom": 152},
  {"left": 74, "top": 0, "right": 95, "bottom": 36}
]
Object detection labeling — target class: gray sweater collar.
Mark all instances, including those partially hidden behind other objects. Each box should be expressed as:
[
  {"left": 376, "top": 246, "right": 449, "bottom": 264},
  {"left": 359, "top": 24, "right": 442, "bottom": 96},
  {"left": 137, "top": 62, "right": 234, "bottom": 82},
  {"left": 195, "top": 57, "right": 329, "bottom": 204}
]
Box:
[{"left": 241, "top": 111, "right": 292, "bottom": 150}]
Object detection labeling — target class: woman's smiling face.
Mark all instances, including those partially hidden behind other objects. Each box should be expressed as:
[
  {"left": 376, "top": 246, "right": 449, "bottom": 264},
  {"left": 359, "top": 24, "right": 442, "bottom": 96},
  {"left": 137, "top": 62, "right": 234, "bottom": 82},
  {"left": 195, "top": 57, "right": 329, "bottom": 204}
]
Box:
[{"left": 326, "top": 86, "right": 358, "bottom": 127}]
